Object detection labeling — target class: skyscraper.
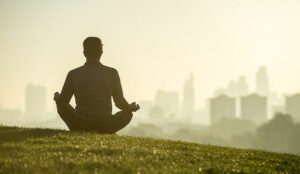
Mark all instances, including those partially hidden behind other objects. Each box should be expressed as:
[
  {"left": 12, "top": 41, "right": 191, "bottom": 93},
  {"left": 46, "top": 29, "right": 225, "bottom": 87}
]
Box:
[
  {"left": 214, "top": 76, "right": 249, "bottom": 97},
  {"left": 286, "top": 93, "right": 300, "bottom": 122},
  {"left": 210, "top": 95, "right": 236, "bottom": 124},
  {"left": 182, "top": 73, "right": 195, "bottom": 120},
  {"left": 255, "top": 66, "right": 270, "bottom": 96},
  {"left": 213, "top": 76, "right": 249, "bottom": 118},
  {"left": 241, "top": 94, "right": 267, "bottom": 125},
  {"left": 25, "top": 84, "right": 46, "bottom": 120}
]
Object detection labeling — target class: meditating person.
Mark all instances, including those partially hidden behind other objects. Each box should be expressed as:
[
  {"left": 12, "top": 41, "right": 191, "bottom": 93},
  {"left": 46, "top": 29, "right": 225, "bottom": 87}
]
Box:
[{"left": 54, "top": 37, "right": 139, "bottom": 133}]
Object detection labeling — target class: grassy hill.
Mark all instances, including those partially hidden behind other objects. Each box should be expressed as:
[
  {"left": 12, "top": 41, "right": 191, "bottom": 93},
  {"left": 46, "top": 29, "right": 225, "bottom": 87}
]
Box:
[{"left": 0, "top": 126, "right": 299, "bottom": 173}]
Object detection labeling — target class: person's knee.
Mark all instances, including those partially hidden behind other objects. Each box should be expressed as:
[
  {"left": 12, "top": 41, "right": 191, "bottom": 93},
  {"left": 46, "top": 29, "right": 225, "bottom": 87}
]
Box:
[
  {"left": 123, "top": 111, "right": 133, "bottom": 122},
  {"left": 127, "top": 111, "right": 133, "bottom": 117},
  {"left": 115, "top": 110, "right": 133, "bottom": 119},
  {"left": 109, "top": 111, "right": 133, "bottom": 133}
]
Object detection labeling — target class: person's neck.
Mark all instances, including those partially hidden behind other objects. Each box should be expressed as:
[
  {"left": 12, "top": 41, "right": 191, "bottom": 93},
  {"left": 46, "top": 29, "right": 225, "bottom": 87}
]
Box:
[
  {"left": 86, "top": 59, "right": 100, "bottom": 63},
  {"left": 85, "top": 59, "right": 101, "bottom": 66}
]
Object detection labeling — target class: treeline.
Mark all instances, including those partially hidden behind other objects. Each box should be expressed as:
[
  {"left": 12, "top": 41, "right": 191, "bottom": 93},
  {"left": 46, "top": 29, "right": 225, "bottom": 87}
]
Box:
[{"left": 120, "top": 113, "right": 300, "bottom": 154}]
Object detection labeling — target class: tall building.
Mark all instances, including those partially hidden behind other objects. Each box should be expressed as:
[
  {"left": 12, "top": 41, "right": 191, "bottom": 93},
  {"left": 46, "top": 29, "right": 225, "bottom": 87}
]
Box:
[
  {"left": 236, "top": 76, "right": 249, "bottom": 96},
  {"left": 213, "top": 76, "right": 249, "bottom": 118},
  {"left": 241, "top": 94, "right": 267, "bottom": 125},
  {"left": 210, "top": 95, "right": 236, "bottom": 124},
  {"left": 255, "top": 66, "right": 270, "bottom": 96},
  {"left": 155, "top": 90, "right": 179, "bottom": 118},
  {"left": 25, "top": 84, "right": 46, "bottom": 120},
  {"left": 214, "top": 76, "right": 249, "bottom": 97},
  {"left": 182, "top": 73, "right": 195, "bottom": 120},
  {"left": 286, "top": 93, "right": 300, "bottom": 122}
]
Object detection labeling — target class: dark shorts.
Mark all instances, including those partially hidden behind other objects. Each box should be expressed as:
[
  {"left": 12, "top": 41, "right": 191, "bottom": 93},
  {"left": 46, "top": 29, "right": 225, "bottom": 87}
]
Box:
[{"left": 56, "top": 104, "right": 133, "bottom": 134}]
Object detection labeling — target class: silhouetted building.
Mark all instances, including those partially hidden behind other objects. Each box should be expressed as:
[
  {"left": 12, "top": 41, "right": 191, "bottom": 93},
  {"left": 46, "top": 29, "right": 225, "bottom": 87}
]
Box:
[
  {"left": 241, "top": 94, "right": 267, "bottom": 125},
  {"left": 25, "top": 84, "right": 46, "bottom": 120},
  {"left": 182, "top": 73, "right": 195, "bottom": 120},
  {"left": 210, "top": 95, "right": 236, "bottom": 124},
  {"left": 213, "top": 76, "right": 249, "bottom": 118},
  {"left": 255, "top": 66, "right": 270, "bottom": 96},
  {"left": 236, "top": 76, "right": 249, "bottom": 96},
  {"left": 286, "top": 93, "right": 300, "bottom": 122},
  {"left": 155, "top": 90, "right": 179, "bottom": 118},
  {"left": 214, "top": 76, "right": 249, "bottom": 97}
]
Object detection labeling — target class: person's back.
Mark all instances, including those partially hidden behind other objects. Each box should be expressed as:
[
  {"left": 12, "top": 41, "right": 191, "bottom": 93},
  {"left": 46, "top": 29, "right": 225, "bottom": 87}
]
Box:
[
  {"left": 68, "top": 62, "right": 126, "bottom": 119},
  {"left": 54, "top": 37, "right": 139, "bottom": 133}
]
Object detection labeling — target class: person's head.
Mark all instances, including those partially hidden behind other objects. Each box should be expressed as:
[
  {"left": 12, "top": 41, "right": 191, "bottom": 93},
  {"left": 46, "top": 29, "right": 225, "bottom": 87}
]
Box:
[{"left": 83, "top": 37, "right": 103, "bottom": 61}]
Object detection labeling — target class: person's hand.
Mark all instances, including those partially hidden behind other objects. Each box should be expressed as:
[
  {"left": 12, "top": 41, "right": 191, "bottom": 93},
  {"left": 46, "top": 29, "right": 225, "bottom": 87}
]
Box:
[
  {"left": 129, "top": 102, "right": 140, "bottom": 112},
  {"left": 54, "top": 92, "right": 60, "bottom": 101}
]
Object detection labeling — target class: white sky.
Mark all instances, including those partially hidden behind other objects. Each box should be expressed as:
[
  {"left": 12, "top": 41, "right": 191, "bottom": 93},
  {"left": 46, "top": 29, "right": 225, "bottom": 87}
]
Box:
[{"left": 1, "top": 0, "right": 300, "bottom": 111}]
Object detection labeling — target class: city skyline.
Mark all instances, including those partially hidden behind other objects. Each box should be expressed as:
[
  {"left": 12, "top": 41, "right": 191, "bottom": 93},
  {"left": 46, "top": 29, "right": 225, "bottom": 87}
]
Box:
[
  {"left": 1, "top": 64, "right": 297, "bottom": 112},
  {"left": 2, "top": 0, "right": 300, "bottom": 112},
  {"left": 2, "top": 66, "right": 300, "bottom": 126}
]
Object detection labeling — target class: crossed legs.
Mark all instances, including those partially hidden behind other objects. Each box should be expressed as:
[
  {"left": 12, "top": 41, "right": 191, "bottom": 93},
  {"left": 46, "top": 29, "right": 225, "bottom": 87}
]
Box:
[{"left": 55, "top": 103, "right": 133, "bottom": 134}]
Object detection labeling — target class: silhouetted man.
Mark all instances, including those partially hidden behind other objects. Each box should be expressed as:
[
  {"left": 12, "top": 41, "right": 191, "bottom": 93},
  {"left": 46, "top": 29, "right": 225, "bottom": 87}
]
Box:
[{"left": 54, "top": 37, "right": 139, "bottom": 133}]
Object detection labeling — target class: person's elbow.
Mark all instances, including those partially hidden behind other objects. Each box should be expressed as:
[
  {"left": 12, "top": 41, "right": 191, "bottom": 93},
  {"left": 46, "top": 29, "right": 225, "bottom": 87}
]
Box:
[
  {"left": 115, "top": 102, "right": 125, "bottom": 110},
  {"left": 115, "top": 102, "right": 130, "bottom": 111}
]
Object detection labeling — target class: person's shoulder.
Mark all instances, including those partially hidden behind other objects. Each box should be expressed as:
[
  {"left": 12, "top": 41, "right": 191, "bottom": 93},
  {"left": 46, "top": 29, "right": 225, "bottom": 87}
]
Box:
[
  {"left": 71, "top": 66, "right": 84, "bottom": 72},
  {"left": 68, "top": 66, "right": 85, "bottom": 75},
  {"left": 101, "top": 64, "right": 118, "bottom": 74}
]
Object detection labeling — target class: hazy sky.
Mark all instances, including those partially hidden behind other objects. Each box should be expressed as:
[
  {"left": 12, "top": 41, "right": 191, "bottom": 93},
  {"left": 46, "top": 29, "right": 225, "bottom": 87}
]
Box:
[{"left": 1, "top": 0, "right": 300, "bottom": 112}]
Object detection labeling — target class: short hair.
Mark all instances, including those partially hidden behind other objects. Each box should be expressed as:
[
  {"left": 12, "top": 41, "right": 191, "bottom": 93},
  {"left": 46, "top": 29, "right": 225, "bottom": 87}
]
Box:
[{"left": 83, "top": 37, "right": 103, "bottom": 51}]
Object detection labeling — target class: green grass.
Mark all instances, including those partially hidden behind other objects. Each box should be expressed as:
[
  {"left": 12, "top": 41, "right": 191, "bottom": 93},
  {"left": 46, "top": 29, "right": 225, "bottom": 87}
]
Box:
[{"left": 0, "top": 126, "right": 299, "bottom": 174}]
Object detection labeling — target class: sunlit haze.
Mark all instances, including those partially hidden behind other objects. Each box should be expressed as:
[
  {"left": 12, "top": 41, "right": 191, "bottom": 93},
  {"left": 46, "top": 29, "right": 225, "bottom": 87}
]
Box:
[{"left": 1, "top": 0, "right": 300, "bottom": 112}]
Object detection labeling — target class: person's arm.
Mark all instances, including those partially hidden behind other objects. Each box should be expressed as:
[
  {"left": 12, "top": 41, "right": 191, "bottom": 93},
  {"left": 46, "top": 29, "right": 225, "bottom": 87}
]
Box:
[
  {"left": 112, "top": 69, "right": 131, "bottom": 111},
  {"left": 56, "top": 71, "right": 74, "bottom": 106}
]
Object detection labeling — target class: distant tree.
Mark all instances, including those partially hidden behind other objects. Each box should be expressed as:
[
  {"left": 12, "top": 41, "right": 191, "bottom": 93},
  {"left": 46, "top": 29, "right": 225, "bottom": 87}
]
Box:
[
  {"left": 255, "top": 113, "right": 299, "bottom": 154},
  {"left": 287, "top": 123, "right": 300, "bottom": 154},
  {"left": 174, "top": 128, "right": 200, "bottom": 141},
  {"left": 208, "top": 117, "right": 257, "bottom": 139},
  {"left": 231, "top": 132, "right": 256, "bottom": 149},
  {"left": 126, "top": 123, "right": 163, "bottom": 138}
]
